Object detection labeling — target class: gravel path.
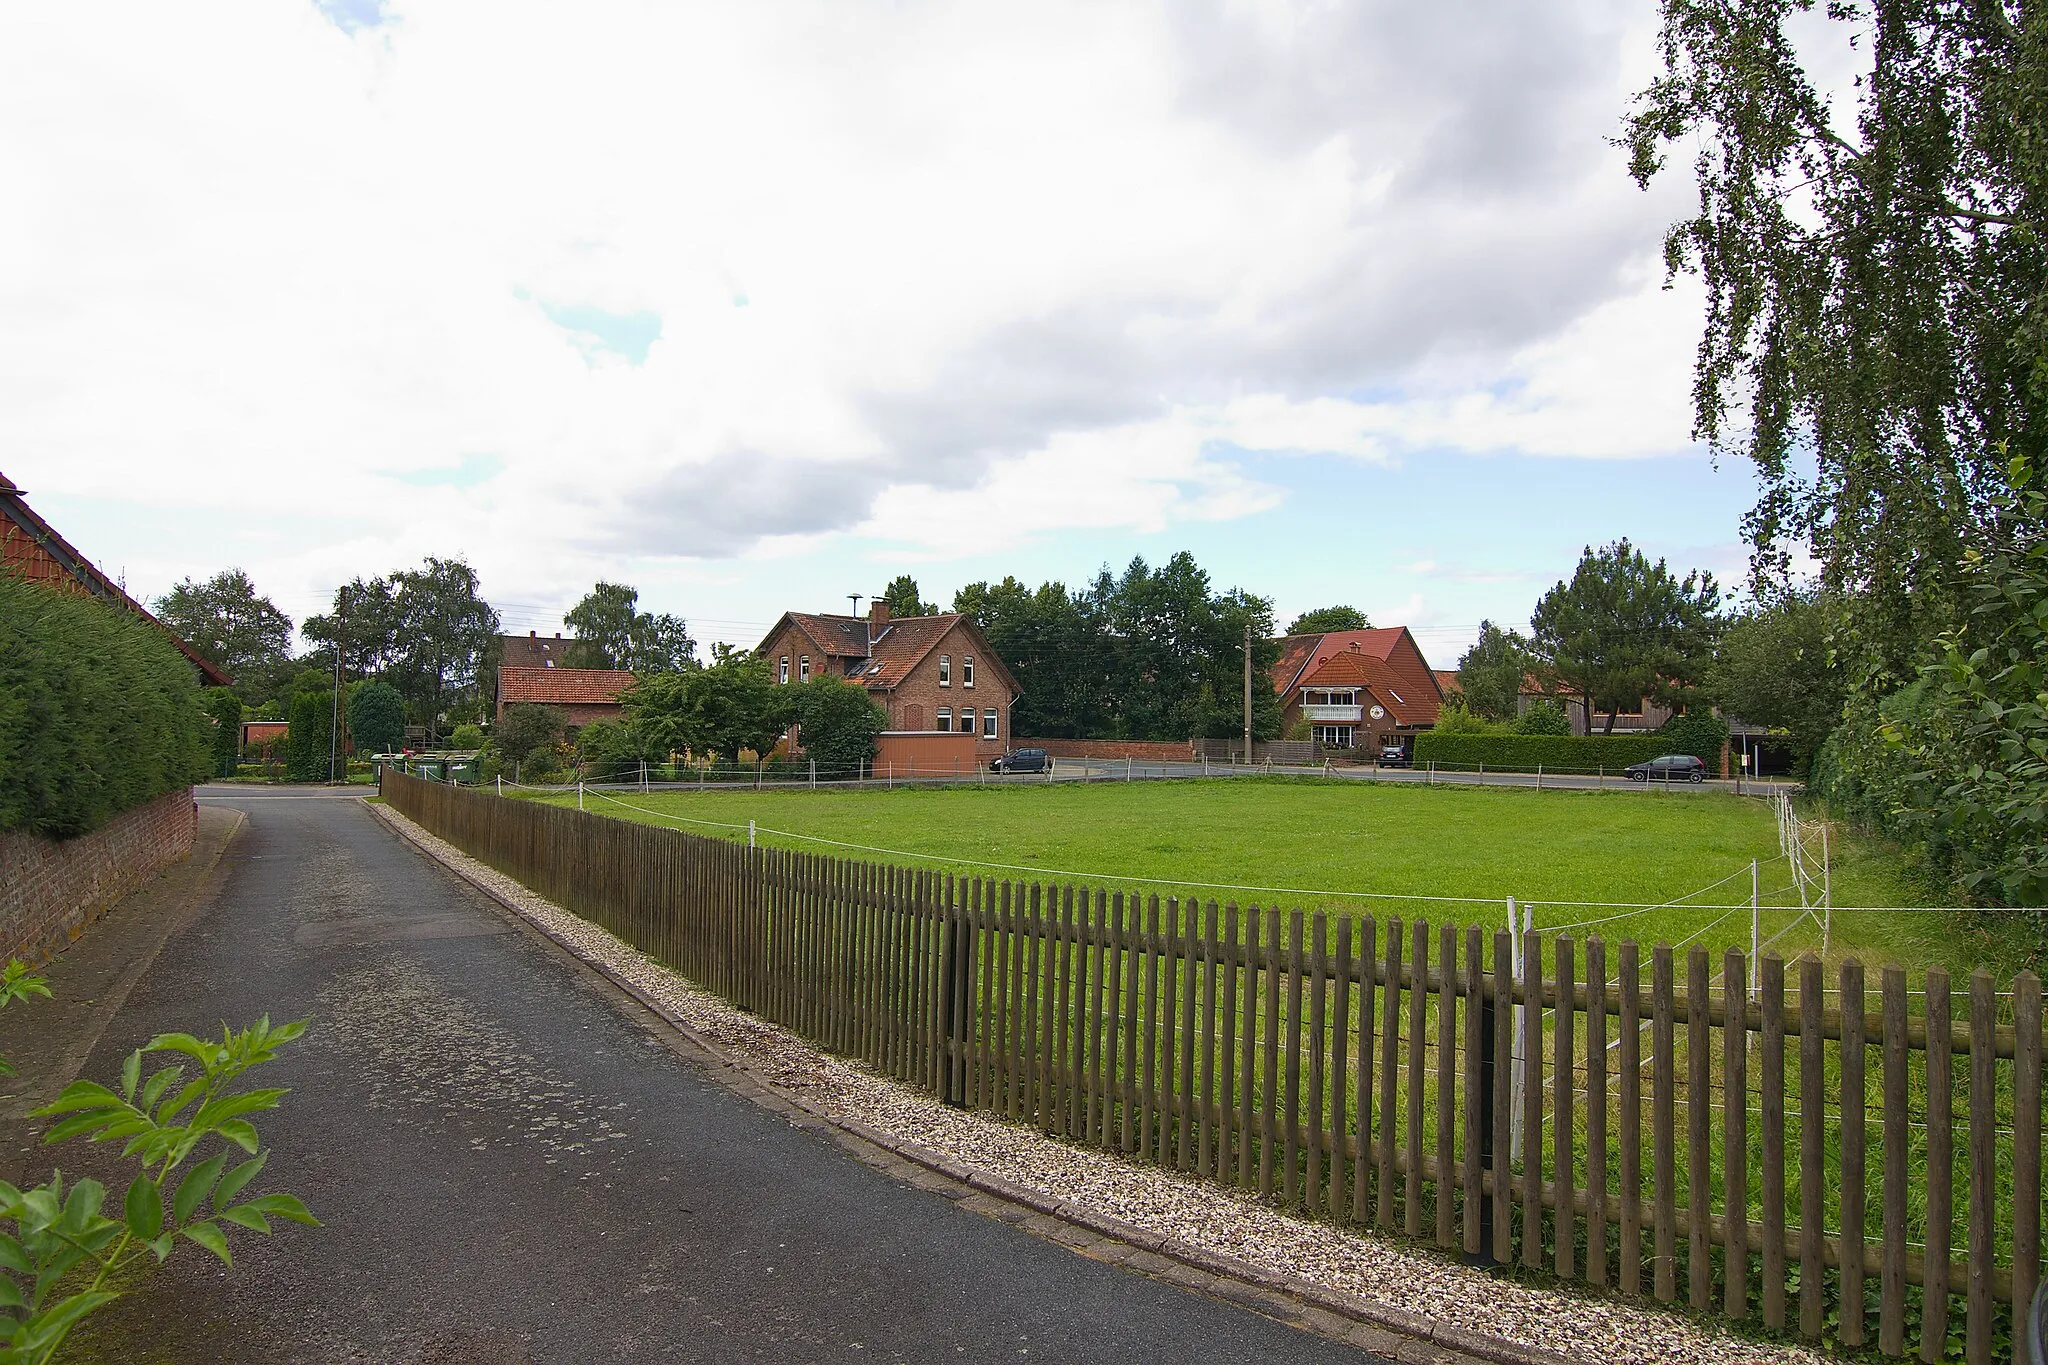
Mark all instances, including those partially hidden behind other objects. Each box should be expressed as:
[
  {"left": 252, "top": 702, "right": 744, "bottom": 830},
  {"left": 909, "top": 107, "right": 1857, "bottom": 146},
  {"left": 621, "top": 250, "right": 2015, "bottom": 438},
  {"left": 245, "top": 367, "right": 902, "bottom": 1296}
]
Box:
[{"left": 375, "top": 803, "right": 1836, "bottom": 1365}]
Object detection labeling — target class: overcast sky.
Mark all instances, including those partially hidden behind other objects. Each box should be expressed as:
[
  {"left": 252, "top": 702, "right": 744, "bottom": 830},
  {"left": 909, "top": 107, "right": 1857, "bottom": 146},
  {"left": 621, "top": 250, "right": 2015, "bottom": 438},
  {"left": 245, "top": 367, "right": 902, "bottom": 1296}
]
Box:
[{"left": 3, "top": 0, "right": 1763, "bottom": 667}]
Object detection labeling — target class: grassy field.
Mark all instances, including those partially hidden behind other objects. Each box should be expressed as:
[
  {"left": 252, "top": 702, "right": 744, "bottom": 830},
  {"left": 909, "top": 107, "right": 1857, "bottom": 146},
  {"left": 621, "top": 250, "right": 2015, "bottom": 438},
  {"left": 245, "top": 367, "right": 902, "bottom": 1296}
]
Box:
[{"left": 523, "top": 776, "right": 2038, "bottom": 981}]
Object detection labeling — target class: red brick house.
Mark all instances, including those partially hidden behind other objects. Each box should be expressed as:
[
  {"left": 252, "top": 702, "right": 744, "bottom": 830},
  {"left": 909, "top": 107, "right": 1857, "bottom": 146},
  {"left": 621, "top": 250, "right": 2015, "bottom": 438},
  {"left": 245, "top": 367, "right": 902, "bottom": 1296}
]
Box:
[
  {"left": 1, "top": 470, "right": 232, "bottom": 687},
  {"left": 1272, "top": 627, "right": 1445, "bottom": 753},
  {"left": 755, "top": 602, "right": 1022, "bottom": 771},
  {"left": 495, "top": 665, "right": 635, "bottom": 730}
]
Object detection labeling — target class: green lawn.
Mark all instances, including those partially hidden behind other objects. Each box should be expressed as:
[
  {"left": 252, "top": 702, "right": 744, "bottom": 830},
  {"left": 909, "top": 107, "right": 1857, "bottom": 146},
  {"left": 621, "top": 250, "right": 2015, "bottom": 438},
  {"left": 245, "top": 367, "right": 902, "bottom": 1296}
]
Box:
[{"left": 522, "top": 777, "right": 2033, "bottom": 981}]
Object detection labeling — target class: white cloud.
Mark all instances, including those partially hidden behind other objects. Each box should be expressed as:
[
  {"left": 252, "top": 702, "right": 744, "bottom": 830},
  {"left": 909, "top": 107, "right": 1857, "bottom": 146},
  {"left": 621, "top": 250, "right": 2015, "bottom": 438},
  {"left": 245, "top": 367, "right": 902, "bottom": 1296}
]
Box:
[{"left": 2, "top": 0, "right": 1699, "bottom": 627}]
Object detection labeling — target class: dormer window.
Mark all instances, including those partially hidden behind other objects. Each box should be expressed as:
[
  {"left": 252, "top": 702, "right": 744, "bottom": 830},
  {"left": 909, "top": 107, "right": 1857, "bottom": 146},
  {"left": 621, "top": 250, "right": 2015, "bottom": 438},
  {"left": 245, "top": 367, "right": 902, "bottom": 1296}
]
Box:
[
  {"left": 938, "top": 654, "right": 950, "bottom": 686},
  {"left": 779, "top": 655, "right": 789, "bottom": 684},
  {"left": 963, "top": 655, "right": 974, "bottom": 688}
]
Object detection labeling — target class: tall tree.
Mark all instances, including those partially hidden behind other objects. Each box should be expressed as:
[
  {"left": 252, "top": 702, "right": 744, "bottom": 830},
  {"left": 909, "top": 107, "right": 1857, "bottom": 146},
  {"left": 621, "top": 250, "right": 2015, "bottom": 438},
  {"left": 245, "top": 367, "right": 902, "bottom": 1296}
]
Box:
[
  {"left": 1625, "top": 0, "right": 2045, "bottom": 693},
  {"left": 1704, "top": 591, "right": 1846, "bottom": 774},
  {"left": 957, "top": 555, "right": 1279, "bottom": 741},
  {"left": 879, "top": 575, "right": 937, "bottom": 619},
  {"left": 564, "top": 582, "right": 698, "bottom": 672},
  {"left": 620, "top": 649, "right": 790, "bottom": 765},
  {"left": 790, "top": 675, "right": 887, "bottom": 776},
  {"left": 1630, "top": 1, "right": 2048, "bottom": 899},
  {"left": 383, "top": 557, "right": 500, "bottom": 744},
  {"left": 1530, "top": 541, "right": 1721, "bottom": 734},
  {"left": 301, "top": 577, "right": 401, "bottom": 683},
  {"left": 153, "top": 569, "right": 292, "bottom": 692},
  {"left": 1455, "top": 621, "right": 1533, "bottom": 722},
  {"left": 954, "top": 576, "right": 1114, "bottom": 738},
  {"left": 1284, "top": 605, "right": 1372, "bottom": 635}
]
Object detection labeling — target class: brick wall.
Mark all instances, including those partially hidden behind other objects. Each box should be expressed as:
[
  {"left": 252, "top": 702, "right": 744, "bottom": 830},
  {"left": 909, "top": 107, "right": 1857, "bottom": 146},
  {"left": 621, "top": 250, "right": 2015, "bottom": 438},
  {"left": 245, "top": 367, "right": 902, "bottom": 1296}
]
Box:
[
  {"left": 1017, "top": 738, "right": 1196, "bottom": 761},
  {"left": 0, "top": 788, "right": 197, "bottom": 967},
  {"left": 886, "top": 627, "right": 1010, "bottom": 752}
]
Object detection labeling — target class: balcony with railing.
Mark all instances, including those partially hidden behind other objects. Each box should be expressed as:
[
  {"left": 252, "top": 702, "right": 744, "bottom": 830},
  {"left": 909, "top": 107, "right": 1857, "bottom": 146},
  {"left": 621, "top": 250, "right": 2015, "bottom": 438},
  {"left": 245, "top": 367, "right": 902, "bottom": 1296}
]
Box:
[{"left": 1300, "top": 703, "right": 1363, "bottom": 722}]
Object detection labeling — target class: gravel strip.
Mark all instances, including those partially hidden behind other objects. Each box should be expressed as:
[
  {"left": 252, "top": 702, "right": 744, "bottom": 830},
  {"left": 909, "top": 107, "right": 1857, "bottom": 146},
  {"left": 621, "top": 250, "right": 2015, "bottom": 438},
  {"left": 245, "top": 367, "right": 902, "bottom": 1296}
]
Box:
[{"left": 375, "top": 803, "right": 1835, "bottom": 1365}]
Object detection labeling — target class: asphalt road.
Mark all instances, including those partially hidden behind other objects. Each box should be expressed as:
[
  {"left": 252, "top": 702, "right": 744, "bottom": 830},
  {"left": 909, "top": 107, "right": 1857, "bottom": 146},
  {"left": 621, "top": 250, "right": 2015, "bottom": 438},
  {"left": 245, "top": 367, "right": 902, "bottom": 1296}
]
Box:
[{"left": 12, "top": 787, "right": 1389, "bottom": 1364}]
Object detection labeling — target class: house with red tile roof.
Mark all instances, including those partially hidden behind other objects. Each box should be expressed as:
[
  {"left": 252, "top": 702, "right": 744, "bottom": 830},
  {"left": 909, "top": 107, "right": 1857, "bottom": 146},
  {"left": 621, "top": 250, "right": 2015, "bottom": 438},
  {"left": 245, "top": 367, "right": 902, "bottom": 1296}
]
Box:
[
  {"left": 756, "top": 601, "right": 1021, "bottom": 770},
  {"left": 0, "top": 470, "right": 232, "bottom": 688},
  {"left": 1271, "top": 627, "right": 1445, "bottom": 754},
  {"left": 495, "top": 664, "right": 636, "bottom": 729}
]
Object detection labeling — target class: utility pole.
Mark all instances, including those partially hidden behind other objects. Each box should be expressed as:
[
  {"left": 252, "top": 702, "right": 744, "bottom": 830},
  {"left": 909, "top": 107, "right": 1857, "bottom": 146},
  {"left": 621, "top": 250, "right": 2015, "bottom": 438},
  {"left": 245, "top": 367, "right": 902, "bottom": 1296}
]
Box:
[{"left": 1242, "top": 619, "right": 1253, "bottom": 764}]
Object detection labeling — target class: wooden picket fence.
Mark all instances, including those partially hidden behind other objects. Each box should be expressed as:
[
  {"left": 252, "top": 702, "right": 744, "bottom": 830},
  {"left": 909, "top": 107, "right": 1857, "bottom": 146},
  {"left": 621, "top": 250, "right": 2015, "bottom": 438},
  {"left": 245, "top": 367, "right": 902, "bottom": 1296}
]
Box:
[{"left": 385, "top": 772, "right": 2044, "bottom": 1363}]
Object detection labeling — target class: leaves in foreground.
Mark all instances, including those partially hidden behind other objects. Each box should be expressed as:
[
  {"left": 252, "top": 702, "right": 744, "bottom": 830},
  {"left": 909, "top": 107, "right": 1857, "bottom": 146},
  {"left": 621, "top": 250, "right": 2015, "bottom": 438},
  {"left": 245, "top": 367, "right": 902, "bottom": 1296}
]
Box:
[{"left": 0, "top": 1004, "right": 317, "bottom": 1365}]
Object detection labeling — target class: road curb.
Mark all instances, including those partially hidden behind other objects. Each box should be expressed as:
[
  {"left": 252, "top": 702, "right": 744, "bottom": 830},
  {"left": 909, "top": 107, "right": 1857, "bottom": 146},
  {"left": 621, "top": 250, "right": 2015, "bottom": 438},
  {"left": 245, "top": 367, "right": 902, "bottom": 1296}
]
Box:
[{"left": 372, "top": 803, "right": 1594, "bottom": 1365}]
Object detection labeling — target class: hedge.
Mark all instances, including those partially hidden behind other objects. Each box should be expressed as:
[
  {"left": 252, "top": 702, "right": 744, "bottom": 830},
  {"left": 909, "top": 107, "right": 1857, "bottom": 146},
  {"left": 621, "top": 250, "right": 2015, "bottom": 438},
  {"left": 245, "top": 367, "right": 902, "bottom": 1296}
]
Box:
[
  {"left": 1412, "top": 733, "right": 1676, "bottom": 773},
  {"left": 0, "top": 576, "right": 212, "bottom": 838}
]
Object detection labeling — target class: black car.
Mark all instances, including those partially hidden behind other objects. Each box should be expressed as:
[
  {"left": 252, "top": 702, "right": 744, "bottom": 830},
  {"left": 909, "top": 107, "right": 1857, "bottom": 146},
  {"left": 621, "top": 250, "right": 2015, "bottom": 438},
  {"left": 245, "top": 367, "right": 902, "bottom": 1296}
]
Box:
[
  {"left": 990, "top": 747, "right": 1049, "bottom": 774},
  {"left": 1623, "top": 753, "right": 1707, "bottom": 783},
  {"left": 1377, "top": 742, "right": 1410, "bottom": 768}
]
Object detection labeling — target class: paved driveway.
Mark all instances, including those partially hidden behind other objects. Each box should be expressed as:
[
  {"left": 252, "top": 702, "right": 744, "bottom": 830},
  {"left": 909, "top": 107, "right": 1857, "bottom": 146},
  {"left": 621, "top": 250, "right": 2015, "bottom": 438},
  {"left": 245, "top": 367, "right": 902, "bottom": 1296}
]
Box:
[{"left": 5, "top": 788, "right": 1387, "bottom": 1364}]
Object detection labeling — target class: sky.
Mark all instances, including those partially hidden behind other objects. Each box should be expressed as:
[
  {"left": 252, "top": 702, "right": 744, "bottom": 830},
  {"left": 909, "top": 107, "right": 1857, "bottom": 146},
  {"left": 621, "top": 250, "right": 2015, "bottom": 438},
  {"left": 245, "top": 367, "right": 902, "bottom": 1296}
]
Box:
[{"left": 2, "top": 0, "right": 1777, "bottom": 670}]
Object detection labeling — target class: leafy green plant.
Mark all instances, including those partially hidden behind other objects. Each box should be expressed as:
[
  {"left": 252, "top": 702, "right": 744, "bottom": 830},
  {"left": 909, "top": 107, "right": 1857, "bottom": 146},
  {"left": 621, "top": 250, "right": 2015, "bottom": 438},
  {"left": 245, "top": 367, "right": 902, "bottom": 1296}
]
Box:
[
  {"left": 1414, "top": 732, "right": 1670, "bottom": 772},
  {"left": 0, "top": 578, "right": 214, "bottom": 838},
  {"left": 0, "top": 979, "right": 316, "bottom": 1365},
  {"left": 1657, "top": 710, "right": 1729, "bottom": 764},
  {"left": 1512, "top": 699, "right": 1572, "bottom": 736}
]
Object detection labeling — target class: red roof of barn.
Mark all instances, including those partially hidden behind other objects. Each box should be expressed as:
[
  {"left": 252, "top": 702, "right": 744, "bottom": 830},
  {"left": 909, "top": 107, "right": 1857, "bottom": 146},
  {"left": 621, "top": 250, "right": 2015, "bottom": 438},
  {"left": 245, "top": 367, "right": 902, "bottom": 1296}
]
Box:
[
  {"left": 0, "top": 469, "right": 233, "bottom": 687},
  {"left": 497, "top": 666, "right": 635, "bottom": 707}
]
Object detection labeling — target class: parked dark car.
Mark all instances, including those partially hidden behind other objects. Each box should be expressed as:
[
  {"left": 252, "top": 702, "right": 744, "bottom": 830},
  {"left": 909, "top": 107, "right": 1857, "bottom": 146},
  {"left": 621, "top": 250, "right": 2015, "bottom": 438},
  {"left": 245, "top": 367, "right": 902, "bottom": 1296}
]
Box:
[
  {"left": 990, "top": 747, "right": 1049, "bottom": 774},
  {"left": 1623, "top": 754, "right": 1707, "bottom": 783},
  {"left": 1377, "top": 742, "right": 1410, "bottom": 768}
]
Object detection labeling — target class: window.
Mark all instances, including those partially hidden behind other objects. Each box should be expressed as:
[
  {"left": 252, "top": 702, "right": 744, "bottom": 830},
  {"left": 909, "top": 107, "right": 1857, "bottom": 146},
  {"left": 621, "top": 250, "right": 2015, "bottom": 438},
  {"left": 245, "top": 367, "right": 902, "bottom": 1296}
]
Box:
[
  {"left": 983, "top": 707, "right": 997, "bottom": 738},
  {"left": 963, "top": 655, "right": 974, "bottom": 688},
  {"left": 938, "top": 654, "right": 950, "bottom": 686},
  {"left": 778, "top": 655, "right": 789, "bottom": 684},
  {"left": 936, "top": 707, "right": 951, "bottom": 732},
  {"left": 800, "top": 655, "right": 811, "bottom": 682}
]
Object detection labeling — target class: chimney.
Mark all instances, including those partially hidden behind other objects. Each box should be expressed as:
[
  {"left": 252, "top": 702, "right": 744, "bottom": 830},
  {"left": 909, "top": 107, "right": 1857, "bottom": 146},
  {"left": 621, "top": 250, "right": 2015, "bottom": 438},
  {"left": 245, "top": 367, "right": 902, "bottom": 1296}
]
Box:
[{"left": 870, "top": 601, "right": 890, "bottom": 626}]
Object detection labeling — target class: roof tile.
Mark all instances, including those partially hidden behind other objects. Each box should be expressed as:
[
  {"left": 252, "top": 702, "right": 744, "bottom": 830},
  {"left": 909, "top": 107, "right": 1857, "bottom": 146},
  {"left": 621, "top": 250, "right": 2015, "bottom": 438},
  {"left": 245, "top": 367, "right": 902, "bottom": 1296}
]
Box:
[{"left": 498, "top": 666, "right": 635, "bottom": 706}]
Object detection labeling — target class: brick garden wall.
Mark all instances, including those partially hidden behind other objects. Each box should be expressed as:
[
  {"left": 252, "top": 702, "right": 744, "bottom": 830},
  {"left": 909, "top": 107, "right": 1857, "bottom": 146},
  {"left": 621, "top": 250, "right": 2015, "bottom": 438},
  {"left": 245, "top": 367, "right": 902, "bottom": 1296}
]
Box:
[
  {"left": 0, "top": 788, "right": 197, "bottom": 966},
  {"left": 1016, "top": 738, "right": 1195, "bottom": 761}
]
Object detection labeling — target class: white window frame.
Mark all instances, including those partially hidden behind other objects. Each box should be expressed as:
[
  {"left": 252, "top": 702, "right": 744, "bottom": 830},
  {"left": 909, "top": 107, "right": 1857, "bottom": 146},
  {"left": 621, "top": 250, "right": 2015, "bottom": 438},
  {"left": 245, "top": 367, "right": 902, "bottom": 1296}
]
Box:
[
  {"left": 779, "top": 655, "right": 789, "bottom": 684},
  {"left": 936, "top": 707, "right": 951, "bottom": 733},
  {"left": 799, "top": 655, "right": 811, "bottom": 682},
  {"left": 983, "top": 707, "right": 997, "bottom": 738},
  {"left": 938, "top": 654, "right": 950, "bottom": 686},
  {"left": 963, "top": 655, "right": 974, "bottom": 688}
]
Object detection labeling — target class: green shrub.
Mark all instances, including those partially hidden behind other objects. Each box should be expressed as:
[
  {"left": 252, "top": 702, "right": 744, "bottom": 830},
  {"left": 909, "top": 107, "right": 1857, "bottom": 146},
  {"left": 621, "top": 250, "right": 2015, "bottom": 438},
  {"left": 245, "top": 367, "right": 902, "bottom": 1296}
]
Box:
[
  {"left": 1658, "top": 711, "right": 1730, "bottom": 763},
  {"left": 204, "top": 688, "right": 243, "bottom": 777},
  {"left": 283, "top": 692, "right": 334, "bottom": 782},
  {"left": 498, "top": 703, "right": 567, "bottom": 764},
  {"left": 0, "top": 577, "right": 212, "bottom": 837},
  {"left": 1430, "top": 702, "right": 1512, "bottom": 737},
  {"left": 448, "top": 722, "right": 485, "bottom": 751},
  {"left": 1413, "top": 732, "right": 1671, "bottom": 772},
  {"left": 346, "top": 680, "right": 406, "bottom": 754},
  {"left": 1513, "top": 699, "right": 1573, "bottom": 736}
]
